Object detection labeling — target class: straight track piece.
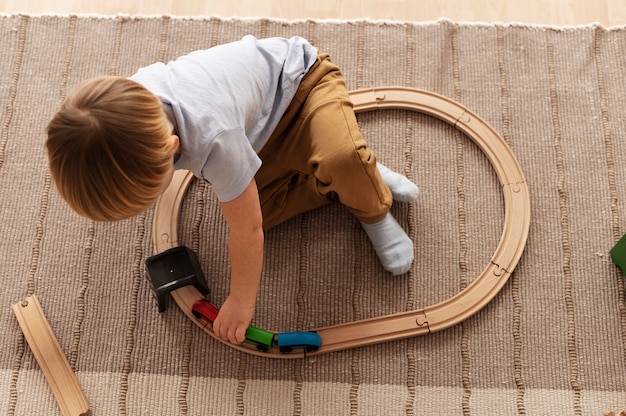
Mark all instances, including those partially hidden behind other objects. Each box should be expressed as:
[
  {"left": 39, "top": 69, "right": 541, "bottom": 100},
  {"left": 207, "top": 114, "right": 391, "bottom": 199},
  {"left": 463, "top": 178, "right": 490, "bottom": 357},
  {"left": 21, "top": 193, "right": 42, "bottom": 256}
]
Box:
[{"left": 12, "top": 295, "right": 90, "bottom": 415}]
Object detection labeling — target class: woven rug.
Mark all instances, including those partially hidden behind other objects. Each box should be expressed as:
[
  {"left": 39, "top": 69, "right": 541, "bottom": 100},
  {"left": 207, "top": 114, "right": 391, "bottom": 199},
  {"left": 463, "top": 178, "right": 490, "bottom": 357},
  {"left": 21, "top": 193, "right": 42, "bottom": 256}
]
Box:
[{"left": 1, "top": 13, "right": 625, "bottom": 415}]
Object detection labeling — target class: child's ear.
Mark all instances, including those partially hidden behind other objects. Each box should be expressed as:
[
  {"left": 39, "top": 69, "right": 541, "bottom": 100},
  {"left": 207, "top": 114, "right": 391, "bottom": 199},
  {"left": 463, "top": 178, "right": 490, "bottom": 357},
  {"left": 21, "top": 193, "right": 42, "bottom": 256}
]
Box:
[{"left": 168, "top": 135, "right": 180, "bottom": 155}]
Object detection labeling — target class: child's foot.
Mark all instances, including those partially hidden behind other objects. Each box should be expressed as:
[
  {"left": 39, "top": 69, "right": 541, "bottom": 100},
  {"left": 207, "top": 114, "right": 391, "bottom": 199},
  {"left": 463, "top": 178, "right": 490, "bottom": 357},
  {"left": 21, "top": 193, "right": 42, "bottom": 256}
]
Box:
[
  {"left": 377, "top": 163, "right": 419, "bottom": 202},
  {"left": 361, "top": 212, "right": 413, "bottom": 275}
]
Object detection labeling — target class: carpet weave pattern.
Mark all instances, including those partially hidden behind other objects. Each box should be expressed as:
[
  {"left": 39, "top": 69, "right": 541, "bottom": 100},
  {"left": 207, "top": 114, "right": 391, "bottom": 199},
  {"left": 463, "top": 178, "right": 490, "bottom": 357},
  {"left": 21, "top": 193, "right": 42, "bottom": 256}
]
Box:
[{"left": 0, "top": 14, "right": 625, "bottom": 415}]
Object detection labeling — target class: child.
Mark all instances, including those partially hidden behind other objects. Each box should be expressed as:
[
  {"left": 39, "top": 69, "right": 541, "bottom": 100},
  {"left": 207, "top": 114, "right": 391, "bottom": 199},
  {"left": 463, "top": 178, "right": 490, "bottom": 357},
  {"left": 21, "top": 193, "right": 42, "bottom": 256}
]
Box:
[{"left": 46, "top": 36, "right": 419, "bottom": 345}]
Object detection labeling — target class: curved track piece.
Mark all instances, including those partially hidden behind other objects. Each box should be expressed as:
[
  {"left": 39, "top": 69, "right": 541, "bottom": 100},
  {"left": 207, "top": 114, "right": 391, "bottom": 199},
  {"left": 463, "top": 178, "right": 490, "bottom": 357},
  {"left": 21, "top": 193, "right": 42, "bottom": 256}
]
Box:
[{"left": 152, "top": 87, "right": 531, "bottom": 358}]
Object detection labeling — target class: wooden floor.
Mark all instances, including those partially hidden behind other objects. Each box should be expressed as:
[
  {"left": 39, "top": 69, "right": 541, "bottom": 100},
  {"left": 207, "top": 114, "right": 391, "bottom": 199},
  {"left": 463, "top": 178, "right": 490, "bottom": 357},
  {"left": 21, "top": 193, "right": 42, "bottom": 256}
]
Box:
[{"left": 0, "top": 0, "right": 625, "bottom": 27}]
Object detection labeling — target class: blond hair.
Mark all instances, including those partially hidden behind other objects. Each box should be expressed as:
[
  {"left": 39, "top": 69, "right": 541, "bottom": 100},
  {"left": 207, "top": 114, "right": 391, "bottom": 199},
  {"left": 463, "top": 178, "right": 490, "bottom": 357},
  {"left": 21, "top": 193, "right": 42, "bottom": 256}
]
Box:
[{"left": 46, "top": 76, "right": 173, "bottom": 221}]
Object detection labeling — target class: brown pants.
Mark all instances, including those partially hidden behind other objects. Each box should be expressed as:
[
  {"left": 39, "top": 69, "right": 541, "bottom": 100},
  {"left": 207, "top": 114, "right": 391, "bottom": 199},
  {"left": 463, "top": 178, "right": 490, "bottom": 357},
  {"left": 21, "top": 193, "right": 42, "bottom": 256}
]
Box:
[{"left": 256, "top": 53, "right": 392, "bottom": 230}]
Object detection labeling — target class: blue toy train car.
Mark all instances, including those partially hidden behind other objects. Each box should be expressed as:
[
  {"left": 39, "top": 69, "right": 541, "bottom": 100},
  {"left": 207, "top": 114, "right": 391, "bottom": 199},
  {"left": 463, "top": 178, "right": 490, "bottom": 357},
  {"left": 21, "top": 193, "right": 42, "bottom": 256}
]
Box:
[
  {"left": 191, "top": 299, "right": 322, "bottom": 353},
  {"left": 276, "top": 331, "right": 322, "bottom": 353}
]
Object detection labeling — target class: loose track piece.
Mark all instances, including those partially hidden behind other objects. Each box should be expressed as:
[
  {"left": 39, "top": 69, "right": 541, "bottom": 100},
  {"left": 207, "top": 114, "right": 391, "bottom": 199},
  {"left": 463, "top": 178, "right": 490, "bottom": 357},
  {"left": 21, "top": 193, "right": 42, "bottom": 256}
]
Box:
[
  {"left": 151, "top": 87, "right": 531, "bottom": 358},
  {"left": 13, "top": 295, "right": 90, "bottom": 415}
]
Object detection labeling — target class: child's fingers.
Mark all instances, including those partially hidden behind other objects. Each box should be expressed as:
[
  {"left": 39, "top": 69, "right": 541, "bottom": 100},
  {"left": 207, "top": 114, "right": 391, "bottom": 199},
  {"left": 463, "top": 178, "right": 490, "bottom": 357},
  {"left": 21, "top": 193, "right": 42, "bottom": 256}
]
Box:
[{"left": 235, "top": 325, "right": 247, "bottom": 344}]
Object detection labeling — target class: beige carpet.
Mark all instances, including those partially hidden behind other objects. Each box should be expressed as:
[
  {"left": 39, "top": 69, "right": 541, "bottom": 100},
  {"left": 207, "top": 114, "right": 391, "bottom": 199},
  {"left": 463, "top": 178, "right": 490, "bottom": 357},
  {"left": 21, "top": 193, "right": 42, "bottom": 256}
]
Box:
[{"left": 1, "top": 13, "right": 625, "bottom": 415}]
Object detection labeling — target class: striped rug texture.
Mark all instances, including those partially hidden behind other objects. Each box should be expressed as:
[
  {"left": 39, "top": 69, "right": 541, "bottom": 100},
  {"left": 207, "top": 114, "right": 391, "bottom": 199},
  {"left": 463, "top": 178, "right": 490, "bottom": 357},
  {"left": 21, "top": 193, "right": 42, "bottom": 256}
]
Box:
[{"left": 1, "top": 13, "right": 625, "bottom": 415}]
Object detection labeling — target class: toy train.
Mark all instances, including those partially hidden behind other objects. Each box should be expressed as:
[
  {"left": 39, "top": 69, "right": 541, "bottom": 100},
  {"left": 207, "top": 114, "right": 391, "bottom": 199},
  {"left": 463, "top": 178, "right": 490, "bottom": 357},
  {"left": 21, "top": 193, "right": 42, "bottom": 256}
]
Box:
[{"left": 191, "top": 299, "right": 322, "bottom": 353}]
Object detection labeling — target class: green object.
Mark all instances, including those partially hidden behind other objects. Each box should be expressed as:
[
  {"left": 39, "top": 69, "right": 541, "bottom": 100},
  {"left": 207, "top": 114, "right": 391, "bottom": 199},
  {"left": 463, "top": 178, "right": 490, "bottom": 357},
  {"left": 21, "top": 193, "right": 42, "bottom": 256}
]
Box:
[
  {"left": 610, "top": 233, "right": 626, "bottom": 273},
  {"left": 244, "top": 325, "right": 275, "bottom": 352}
]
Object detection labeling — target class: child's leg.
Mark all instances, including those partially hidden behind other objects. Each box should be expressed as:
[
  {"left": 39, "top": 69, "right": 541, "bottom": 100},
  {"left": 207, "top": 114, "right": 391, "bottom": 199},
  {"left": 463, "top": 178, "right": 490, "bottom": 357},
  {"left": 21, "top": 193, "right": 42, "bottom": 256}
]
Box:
[
  {"left": 257, "top": 54, "right": 386, "bottom": 227},
  {"left": 296, "top": 58, "right": 415, "bottom": 274},
  {"left": 295, "top": 98, "right": 415, "bottom": 275},
  {"left": 257, "top": 54, "right": 416, "bottom": 274}
]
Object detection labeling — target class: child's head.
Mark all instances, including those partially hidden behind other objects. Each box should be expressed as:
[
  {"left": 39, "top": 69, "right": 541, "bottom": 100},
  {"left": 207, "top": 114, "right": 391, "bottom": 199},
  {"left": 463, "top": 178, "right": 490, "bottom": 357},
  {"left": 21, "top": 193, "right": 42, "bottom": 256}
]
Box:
[{"left": 46, "top": 76, "right": 178, "bottom": 221}]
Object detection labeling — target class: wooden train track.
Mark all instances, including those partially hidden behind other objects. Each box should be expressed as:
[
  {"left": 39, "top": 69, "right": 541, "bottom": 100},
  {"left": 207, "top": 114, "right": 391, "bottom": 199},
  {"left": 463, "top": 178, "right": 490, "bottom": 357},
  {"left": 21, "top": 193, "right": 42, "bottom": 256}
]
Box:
[{"left": 152, "top": 87, "right": 531, "bottom": 358}]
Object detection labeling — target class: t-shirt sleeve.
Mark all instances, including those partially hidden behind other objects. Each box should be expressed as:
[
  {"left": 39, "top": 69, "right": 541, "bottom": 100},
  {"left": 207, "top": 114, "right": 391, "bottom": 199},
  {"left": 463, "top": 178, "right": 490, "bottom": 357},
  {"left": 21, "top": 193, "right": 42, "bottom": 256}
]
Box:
[{"left": 199, "top": 128, "right": 262, "bottom": 202}]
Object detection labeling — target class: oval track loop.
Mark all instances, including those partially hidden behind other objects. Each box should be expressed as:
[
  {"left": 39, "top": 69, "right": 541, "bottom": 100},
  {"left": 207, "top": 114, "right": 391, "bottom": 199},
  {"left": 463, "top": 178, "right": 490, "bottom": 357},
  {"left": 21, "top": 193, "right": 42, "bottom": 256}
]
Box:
[{"left": 152, "top": 87, "right": 531, "bottom": 358}]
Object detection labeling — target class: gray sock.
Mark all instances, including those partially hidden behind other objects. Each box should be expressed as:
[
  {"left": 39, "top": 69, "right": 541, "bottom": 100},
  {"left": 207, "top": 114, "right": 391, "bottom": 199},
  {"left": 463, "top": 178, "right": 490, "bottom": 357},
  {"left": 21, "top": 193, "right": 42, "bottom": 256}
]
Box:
[
  {"left": 361, "top": 212, "right": 413, "bottom": 275},
  {"left": 377, "top": 162, "right": 419, "bottom": 202}
]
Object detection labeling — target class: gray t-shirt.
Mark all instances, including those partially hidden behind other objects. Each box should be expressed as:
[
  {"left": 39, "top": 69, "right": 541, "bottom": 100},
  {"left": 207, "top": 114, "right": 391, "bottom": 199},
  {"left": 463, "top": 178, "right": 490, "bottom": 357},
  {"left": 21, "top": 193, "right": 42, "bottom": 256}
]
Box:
[{"left": 131, "top": 35, "right": 317, "bottom": 201}]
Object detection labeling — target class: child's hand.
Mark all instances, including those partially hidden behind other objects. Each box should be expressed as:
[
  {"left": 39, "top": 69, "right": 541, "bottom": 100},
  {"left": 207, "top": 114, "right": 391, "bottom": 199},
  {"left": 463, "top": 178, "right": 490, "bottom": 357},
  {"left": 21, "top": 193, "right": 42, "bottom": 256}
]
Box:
[{"left": 212, "top": 295, "right": 255, "bottom": 344}]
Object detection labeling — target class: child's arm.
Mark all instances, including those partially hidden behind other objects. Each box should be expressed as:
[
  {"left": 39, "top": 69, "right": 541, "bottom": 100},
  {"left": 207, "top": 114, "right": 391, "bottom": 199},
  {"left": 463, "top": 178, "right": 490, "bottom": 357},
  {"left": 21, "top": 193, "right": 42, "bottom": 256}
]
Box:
[{"left": 212, "top": 178, "right": 264, "bottom": 344}]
